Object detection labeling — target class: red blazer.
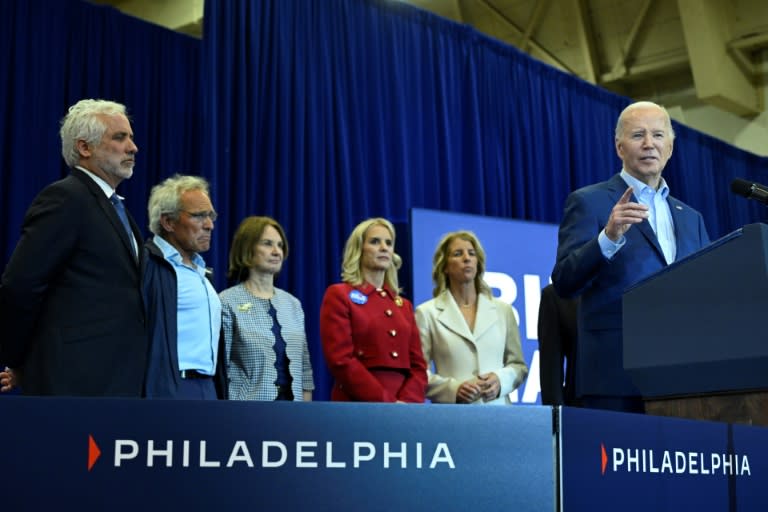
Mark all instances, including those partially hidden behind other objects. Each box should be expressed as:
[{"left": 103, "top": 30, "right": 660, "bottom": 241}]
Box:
[{"left": 320, "top": 282, "right": 427, "bottom": 402}]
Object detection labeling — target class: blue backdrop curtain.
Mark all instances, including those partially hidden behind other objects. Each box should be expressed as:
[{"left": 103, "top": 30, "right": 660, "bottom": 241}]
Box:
[
  {"left": 3, "top": 0, "right": 768, "bottom": 400},
  {"left": 202, "top": 0, "right": 768, "bottom": 399},
  {"left": 0, "top": 0, "right": 202, "bottom": 263}
]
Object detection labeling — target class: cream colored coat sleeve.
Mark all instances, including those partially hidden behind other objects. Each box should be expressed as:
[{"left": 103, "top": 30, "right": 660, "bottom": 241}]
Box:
[{"left": 415, "top": 291, "right": 528, "bottom": 404}]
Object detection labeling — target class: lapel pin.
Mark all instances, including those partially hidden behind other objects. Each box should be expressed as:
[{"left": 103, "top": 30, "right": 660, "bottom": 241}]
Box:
[{"left": 350, "top": 289, "right": 368, "bottom": 305}]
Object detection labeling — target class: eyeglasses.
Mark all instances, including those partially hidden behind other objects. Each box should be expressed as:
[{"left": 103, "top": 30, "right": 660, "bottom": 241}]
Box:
[{"left": 180, "top": 210, "right": 218, "bottom": 222}]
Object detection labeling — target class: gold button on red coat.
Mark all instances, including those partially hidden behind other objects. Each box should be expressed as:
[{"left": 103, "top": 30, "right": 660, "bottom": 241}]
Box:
[
  {"left": 385, "top": 309, "right": 393, "bottom": 317},
  {"left": 389, "top": 330, "right": 397, "bottom": 337},
  {"left": 379, "top": 291, "right": 387, "bottom": 297},
  {"left": 390, "top": 351, "right": 399, "bottom": 358}
]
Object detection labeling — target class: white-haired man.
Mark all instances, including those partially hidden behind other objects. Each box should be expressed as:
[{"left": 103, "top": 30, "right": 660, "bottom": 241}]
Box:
[
  {"left": 142, "top": 174, "right": 225, "bottom": 399},
  {"left": 1, "top": 99, "right": 146, "bottom": 396},
  {"left": 551, "top": 101, "right": 710, "bottom": 413}
]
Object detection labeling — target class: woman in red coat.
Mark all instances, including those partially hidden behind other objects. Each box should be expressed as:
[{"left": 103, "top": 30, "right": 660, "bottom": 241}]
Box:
[{"left": 320, "top": 218, "right": 427, "bottom": 402}]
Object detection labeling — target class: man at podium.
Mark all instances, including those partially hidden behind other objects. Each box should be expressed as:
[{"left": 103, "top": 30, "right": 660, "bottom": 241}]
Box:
[{"left": 551, "top": 101, "right": 710, "bottom": 413}]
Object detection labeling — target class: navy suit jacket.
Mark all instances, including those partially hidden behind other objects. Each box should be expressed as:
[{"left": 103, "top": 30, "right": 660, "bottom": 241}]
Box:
[
  {"left": 0, "top": 168, "right": 147, "bottom": 396},
  {"left": 552, "top": 173, "right": 710, "bottom": 397},
  {"left": 142, "top": 238, "right": 227, "bottom": 399},
  {"left": 537, "top": 284, "right": 578, "bottom": 406}
]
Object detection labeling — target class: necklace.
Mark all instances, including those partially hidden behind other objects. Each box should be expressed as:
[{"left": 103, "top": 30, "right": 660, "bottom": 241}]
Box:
[{"left": 452, "top": 291, "right": 476, "bottom": 309}]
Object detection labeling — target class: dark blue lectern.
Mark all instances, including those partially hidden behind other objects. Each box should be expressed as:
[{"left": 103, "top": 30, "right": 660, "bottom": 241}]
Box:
[{"left": 623, "top": 223, "right": 768, "bottom": 425}]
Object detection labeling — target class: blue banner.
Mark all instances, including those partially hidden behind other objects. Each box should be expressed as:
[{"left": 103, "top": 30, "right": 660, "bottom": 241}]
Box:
[
  {"left": 561, "top": 407, "right": 768, "bottom": 510},
  {"left": 1, "top": 398, "right": 555, "bottom": 511}
]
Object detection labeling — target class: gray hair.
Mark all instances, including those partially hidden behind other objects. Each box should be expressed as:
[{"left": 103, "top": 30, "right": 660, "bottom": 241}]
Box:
[
  {"left": 614, "top": 101, "right": 675, "bottom": 141},
  {"left": 147, "top": 174, "right": 210, "bottom": 235},
  {"left": 60, "top": 99, "right": 128, "bottom": 168}
]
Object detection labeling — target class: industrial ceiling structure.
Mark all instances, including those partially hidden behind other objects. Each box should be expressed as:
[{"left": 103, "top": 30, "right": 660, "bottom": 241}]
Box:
[{"left": 93, "top": 0, "right": 768, "bottom": 149}]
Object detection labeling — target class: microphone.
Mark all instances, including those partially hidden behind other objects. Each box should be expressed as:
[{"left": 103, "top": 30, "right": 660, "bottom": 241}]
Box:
[{"left": 731, "top": 178, "right": 768, "bottom": 205}]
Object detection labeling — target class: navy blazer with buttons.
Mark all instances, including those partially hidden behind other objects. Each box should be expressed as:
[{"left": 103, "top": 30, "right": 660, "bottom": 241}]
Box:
[{"left": 552, "top": 173, "right": 710, "bottom": 398}]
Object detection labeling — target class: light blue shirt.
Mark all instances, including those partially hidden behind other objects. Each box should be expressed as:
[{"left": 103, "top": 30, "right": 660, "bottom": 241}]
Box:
[
  {"left": 154, "top": 236, "right": 221, "bottom": 375},
  {"left": 599, "top": 170, "right": 677, "bottom": 264}
]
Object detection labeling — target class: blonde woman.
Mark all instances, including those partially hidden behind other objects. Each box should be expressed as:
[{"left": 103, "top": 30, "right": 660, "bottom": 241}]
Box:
[
  {"left": 415, "top": 231, "right": 527, "bottom": 404},
  {"left": 320, "top": 218, "right": 427, "bottom": 402}
]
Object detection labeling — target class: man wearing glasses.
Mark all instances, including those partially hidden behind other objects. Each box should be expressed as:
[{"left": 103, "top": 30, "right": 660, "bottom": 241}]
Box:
[{"left": 142, "top": 174, "right": 225, "bottom": 399}]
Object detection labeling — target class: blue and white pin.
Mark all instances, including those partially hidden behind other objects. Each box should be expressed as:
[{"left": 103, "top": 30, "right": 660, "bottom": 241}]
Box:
[{"left": 349, "top": 289, "right": 368, "bottom": 305}]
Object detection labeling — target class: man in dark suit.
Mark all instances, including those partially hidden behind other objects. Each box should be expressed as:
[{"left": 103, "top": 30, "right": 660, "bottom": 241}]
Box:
[
  {"left": 537, "top": 284, "right": 578, "bottom": 406},
  {"left": 0, "top": 99, "right": 147, "bottom": 396},
  {"left": 551, "top": 101, "right": 710, "bottom": 413}
]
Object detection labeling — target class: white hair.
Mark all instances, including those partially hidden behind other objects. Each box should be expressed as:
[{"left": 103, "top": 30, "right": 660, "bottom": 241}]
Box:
[
  {"left": 147, "top": 175, "right": 210, "bottom": 235},
  {"left": 615, "top": 101, "right": 675, "bottom": 141},
  {"left": 59, "top": 99, "right": 128, "bottom": 168}
]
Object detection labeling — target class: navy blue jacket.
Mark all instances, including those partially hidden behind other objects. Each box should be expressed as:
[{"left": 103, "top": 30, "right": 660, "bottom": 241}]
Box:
[
  {"left": 142, "top": 238, "right": 227, "bottom": 398},
  {"left": 552, "top": 174, "right": 710, "bottom": 397},
  {"left": 1, "top": 169, "right": 146, "bottom": 396}
]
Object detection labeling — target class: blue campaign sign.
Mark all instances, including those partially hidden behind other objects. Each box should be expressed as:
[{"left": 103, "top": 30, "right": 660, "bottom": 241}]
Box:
[
  {"left": 1, "top": 397, "right": 555, "bottom": 511},
  {"left": 560, "top": 407, "right": 768, "bottom": 510},
  {"left": 410, "top": 208, "right": 559, "bottom": 405}
]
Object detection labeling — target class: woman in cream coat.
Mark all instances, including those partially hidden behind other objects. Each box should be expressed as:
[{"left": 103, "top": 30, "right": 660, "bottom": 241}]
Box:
[{"left": 415, "top": 231, "right": 528, "bottom": 404}]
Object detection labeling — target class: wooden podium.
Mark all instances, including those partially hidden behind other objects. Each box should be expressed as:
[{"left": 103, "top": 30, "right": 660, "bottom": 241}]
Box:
[
  {"left": 642, "top": 391, "right": 768, "bottom": 426},
  {"left": 623, "top": 223, "right": 768, "bottom": 427}
]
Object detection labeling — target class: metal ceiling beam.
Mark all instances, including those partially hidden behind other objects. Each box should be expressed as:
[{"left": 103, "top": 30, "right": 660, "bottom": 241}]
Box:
[
  {"left": 477, "top": 0, "right": 575, "bottom": 74},
  {"left": 607, "top": 0, "right": 653, "bottom": 79},
  {"left": 728, "top": 32, "right": 768, "bottom": 81},
  {"left": 519, "top": 0, "right": 549, "bottom": 53},
  {"left": 94, "top": 0, "right": 203, "bottom": 35},
  {"left": 601, "top": 50, "right": 690, "bottom": 84},
  {"left": 678, "top": 0, "right": 760, "bottom": 116},
  {"left": 728, "top": 32, "right": 768, "bottom": 51},
  {"left": 454, "top": 0, "right": 466, "bottom": 23},
  {"left": 572, "top": 0, "right": 599, "bottom": 84}
]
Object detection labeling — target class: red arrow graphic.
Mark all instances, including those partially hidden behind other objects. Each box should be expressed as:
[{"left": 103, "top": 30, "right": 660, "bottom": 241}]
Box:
[
  {"left": 88, "top": 434, "right": 101, "bottom": 471},
  {"left": 601, "top": 443, "right": 607, "bottom": 475}
]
